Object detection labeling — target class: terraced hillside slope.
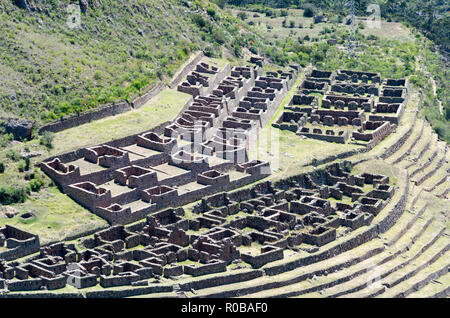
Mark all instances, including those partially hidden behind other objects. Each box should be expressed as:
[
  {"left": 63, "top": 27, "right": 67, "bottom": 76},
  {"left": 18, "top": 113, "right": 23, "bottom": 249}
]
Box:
[
  {"left": 0, "top": 59, "right": 448, "bottom": 298},
  {"left": 0, "top": 3, "right": 448, "bottom": 299}
]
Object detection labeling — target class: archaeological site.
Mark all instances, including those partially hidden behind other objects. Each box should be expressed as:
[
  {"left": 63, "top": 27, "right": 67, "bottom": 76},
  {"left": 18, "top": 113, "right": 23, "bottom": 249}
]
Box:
[{"left": 0, "top": 1, "right": 448, "bottom": 302}]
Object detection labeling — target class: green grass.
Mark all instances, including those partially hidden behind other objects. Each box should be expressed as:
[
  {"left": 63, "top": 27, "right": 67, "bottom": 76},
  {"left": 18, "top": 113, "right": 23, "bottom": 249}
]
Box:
[
  {"left": 356, "top": 18, "right": 414, "bottom": 42},
  {"left": 0, "top": 187, "right": 108, "bottom": 244},
  {"left": 49, "top": 88, "right": 191, "bottom": 156}
]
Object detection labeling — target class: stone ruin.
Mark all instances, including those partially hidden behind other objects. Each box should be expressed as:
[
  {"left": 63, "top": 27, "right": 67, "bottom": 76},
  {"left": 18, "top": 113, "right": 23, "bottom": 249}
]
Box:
[
  {"left": 0, "top": 161, "right": 395, "bottom": 291},
  {"left": 0, "top": 225, "right": 40, "bottom": 262},
  {"left": 273, "top": 68, "right": 408, "bottom": 147},
  {"left": 40, "top": 57, "right": 298, "bottom": 226}
]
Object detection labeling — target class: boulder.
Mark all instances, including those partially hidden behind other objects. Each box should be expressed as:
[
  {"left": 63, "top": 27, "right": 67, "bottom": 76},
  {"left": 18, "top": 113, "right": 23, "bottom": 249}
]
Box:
[
  {"left": 14, "top": 0, "right": 32, "bottom": 11},
  {"left": 1, "top": 118, "right": 33, "bottom": 140},
  {"left": 79, "top": 0, "right": 89, "bottom": 13}
]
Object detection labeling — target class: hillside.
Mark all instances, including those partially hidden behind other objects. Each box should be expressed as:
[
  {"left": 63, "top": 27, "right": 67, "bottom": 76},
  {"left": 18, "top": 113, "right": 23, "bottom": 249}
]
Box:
[
  {"left": 0, "top": 0, "right": 257, "bottom": 124},
  {"left": 222, "top": 0, "right": 450, "bottom": 52},
  {"left": 0, "top": 1, "right": 448, "bottom": 300}
]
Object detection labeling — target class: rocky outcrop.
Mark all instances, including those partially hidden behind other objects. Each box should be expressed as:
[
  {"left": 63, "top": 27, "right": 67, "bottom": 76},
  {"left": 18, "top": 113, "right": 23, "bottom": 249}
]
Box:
[
  {"left": 79, "top": 0, "right": 89, "bottom": 13},
  {"left": 14, "top": 0, "right": 33, "bottom": 11},
  {"left": 1, "top": 118, "right": 33, "bottom": 140}
]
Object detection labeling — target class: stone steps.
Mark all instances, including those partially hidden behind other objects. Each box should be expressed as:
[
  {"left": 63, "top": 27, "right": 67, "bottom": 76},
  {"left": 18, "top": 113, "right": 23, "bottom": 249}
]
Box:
[
  {"left": 190, "top": 241, "right": 384, "bottom": 298},
  {"left": 412, "top": 143, "right": 448, "bottom": 186},
  {"left": 293, "top": 220, "right": 445, "bottom": 298},
  {"left": 377, "top": 178, "right": 422, "bottom": 241},
  {"left": 386, "top": 203, "right": 427, "bottom": 247},
  {"left": 437, "top": 187, "right": 450, "bottom": 199},
  {"left": 229, "top": 201, "right": 435, "bottom": 298},
  {"left": 250, "top": 191, "right": 443, "bottom": 298},
  {"left": 404, "top": 129, "right": 436, "bottom": 171},
  {"left": 278, "top": 231, "right": 444, "bottom": 298},
  {"left": 388, "top": 118, "right": 425, "bottom": 165},
  {"left": 426, "top": 173, "right": 449, "bottom": 194},
  {"left": 380, "top": 102, "right": 418, "bottom": 160},
  {"left": 379, "top": 251, "right": 450, "bottom": 298},
  {"left": 424, "top": 147, "right": 450, "bottom": 192},
  {"left": 405, "top": 184, "right": 424, "bottom": 211},
  {"left": 398, "top": 121, "right": 433, "bottom": 169},
  {"left": 433, "top": 177, "right": 450, "bottom": 197},
  {"left": 325, "top": 227, "right": 448, "bottom": 298},
  {"left": 406, "top": 270, "right": 450, "bottom": 298},
  {"left": 409, "top": 137, "right": 440, "bottom": 178},
  {"left": 339, "top": 285, "right": 386, "bottom": 298},
  {"left": 380, "top": 239, "right": 449, "bottom": 289}
]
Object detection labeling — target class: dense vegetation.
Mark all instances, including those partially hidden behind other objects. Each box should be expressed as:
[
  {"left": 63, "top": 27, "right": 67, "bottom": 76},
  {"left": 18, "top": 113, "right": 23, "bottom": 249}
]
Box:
[{"left": 0, "top": 0, "right": 258, "bottom": 124}]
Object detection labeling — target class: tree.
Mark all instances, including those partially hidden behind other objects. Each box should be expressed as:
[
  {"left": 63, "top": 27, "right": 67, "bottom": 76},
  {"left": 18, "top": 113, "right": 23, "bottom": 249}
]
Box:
[
  {"left": 303, "top": 5, "right": 315, "bottom": 18},
  {"left": 237, "top": 12, "right": 247, "bottom": 20}
]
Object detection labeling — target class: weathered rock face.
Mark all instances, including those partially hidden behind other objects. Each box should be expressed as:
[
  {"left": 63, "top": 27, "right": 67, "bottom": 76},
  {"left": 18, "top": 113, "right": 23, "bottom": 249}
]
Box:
[
  {"left": 1, "top": 118, "right": 33, "bottom": 140},
  {"left": 14, "top": 0, "right": 32, "bottom": 11},
  {"left": 79, "top": 0, "right": 89, "bottom": 13}
]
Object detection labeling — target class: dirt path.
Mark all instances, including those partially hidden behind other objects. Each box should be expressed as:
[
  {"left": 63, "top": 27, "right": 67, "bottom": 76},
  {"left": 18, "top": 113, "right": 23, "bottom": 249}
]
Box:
[{"left": 426, "top": 71, "right": 443, "bottom": 116}]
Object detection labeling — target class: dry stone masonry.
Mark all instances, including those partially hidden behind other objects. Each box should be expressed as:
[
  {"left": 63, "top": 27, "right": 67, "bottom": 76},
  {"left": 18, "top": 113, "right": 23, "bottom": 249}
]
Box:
[
  {"left": 0, "top": 161, "right": 395, "bottom": 292},
  {"left": 3, "top": 59, "right": 436, "bottom": 298},
  {"left": 40, "top": 57, "right": 297, "bottom": 226},
  {"left": 273, "top": 69, "right": 408, "bottom": 148}
]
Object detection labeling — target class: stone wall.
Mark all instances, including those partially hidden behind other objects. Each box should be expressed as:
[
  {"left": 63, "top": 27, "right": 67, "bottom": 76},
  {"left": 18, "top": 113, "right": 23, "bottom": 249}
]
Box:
[
  {"left": 132, "top": 83, "right": 165, "bottom": 109},
  {"left": 38, "top": 102, "right": 131, "bottom": 134},
  {"left": 169, "top": 51, "right": 205, "bottom": 88},
  {"left": 183, "top": 261, "right": 227, "bottom": 276}
]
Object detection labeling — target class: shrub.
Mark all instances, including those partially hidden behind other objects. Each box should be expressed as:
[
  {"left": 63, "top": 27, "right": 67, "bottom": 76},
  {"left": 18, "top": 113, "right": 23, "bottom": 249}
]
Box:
[
  {"left": 249, "top": 46, "right": 258, "bottom": 55},
  {"left": 39, "top": 131, "right": 54, "bottom": 150},
  {"left": 0, "top": 162, "right": 4, "bottom": 173},
  {"left": 93, "top": 70, "right": 103, "bottom": 80},
  {"left": 28, "top": 178, "right": 44, "bottom": 193},
  {"left": 303, "top": 6, "right": 315, "bottom": 18},
  {"left": 6, "top": 150, "right": 21, "bottom": 161},
  {"left": 265, "top": 9, "right": 273, "bottom": 17},
  {"left": 0, "top": 133, "right": 13, "bottom": 148},
  {"left": 18, "top": 161, "right": 26, "bottom": 173},
  {"left": 233, "top": 44, "right": 243, "bottom": 57},
  {"left": 207, "top": 7, "right": 217, "bottom": 19},
  {"left": 192, "top": 14, "right": 207, "bottom": 28},
  {"left": 212, "top": 29, "right": 226, "bottom": 44},
  {"left": 289, "top": 21, "right": 295, "bottom": 28},
  {"left": 25, "top": 157, "right": 31, "bottom": 171},
  {"left": 237, "top": 12, "right": 247, "bottom": 20},
  {"left": 0, "top": 186, "right": 27, "bottom": 205}
]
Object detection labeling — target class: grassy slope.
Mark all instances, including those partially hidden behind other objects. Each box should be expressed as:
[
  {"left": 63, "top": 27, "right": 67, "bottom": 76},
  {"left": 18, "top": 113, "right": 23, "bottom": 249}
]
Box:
[
  {"left": 0, "top": 187, "right": 108, "bottom": 245},
  {"left": 0, "top": 0, "right": 248, "bottom": 124},
  {"left": 49, "top": 88, "right": 191, "bottom": 156}
]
